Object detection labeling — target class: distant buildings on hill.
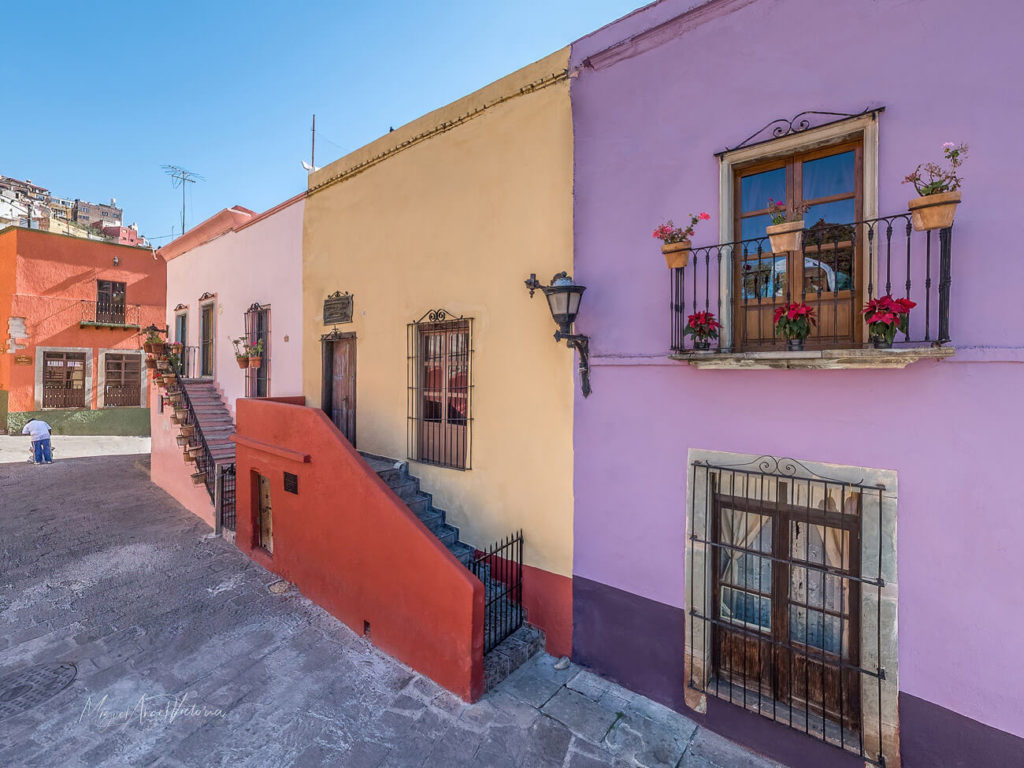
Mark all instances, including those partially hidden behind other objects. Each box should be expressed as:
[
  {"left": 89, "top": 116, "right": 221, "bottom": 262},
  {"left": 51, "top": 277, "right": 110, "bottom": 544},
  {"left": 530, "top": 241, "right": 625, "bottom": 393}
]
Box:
[{"left": 0, "top": 172, "right": 149, "bottom": 248}]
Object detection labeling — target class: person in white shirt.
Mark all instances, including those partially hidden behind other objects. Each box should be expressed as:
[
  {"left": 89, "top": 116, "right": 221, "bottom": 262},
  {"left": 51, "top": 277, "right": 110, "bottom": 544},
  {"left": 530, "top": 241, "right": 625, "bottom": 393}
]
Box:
[{"left": 21, "top": 419, "right": 53, "bottom": 464}]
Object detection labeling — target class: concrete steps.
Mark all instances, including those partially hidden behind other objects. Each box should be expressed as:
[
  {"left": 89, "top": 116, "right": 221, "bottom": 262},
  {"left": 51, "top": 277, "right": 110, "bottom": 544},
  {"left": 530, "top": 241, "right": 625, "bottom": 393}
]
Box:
[{"left": 180, "top": 380, "right": 235, "bottom": 465}]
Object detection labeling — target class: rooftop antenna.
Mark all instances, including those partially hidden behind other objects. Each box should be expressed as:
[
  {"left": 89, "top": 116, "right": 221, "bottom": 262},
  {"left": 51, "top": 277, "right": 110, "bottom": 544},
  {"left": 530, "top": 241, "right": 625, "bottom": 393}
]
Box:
[
  {"left": 301, "top": 114, "right": 320, "bottom": 172},
  {"left": 162, "top": 165, "right": 204, "bottom": 235}
]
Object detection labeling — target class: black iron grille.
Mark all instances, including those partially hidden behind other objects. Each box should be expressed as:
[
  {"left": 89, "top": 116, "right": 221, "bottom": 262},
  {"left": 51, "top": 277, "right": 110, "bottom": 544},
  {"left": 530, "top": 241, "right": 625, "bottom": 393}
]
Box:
[
  {"left": 219, "top": 463, "right": 236, "bottom": 532},
  {"left": 688, "top": 457, "right": 891, "bottom": 766},
  {"left": 469, "top": 532, "right": 524, "bottom": 654},
  {"left": 406, "top": 310, "right": 472, "bottom": 470}
]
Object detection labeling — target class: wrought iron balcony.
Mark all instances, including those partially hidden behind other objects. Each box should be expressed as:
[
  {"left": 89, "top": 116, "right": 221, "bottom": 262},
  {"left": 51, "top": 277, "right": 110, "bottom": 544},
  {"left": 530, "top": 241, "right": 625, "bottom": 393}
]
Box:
[
  {"left": 670, "top": 213, "right": 953, "bottom": 356},
  {"left": 79, "top": 299, "right": 141, "bottom": 329}
]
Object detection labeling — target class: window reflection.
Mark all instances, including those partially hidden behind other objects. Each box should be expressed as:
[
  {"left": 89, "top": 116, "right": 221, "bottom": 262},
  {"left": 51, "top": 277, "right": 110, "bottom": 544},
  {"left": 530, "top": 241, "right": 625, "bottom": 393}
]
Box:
[
  {"left": 802, "top": 151, "right": 855, "bottom": 200},
  {"left": 740, "top": 167, "right": 786, "bottom": 213}
]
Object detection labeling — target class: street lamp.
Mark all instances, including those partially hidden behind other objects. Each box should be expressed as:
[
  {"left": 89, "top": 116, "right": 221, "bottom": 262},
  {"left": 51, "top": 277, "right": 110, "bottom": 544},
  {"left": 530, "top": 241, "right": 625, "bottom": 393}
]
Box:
[{"left": 525, "top": 271, "right": 591, "bottom": 397}]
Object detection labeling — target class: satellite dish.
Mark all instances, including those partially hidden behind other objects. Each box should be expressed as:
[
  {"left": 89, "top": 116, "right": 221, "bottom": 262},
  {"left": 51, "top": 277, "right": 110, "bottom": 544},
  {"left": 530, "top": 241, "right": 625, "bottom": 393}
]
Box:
[{"left": 301, "top": 161, "right": 320, "bottom": 172}]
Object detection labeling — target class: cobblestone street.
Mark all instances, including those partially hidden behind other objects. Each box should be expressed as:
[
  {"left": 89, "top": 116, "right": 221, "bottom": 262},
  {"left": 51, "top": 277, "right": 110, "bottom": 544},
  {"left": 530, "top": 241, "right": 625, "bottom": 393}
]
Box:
[{"left": 0, "top": 455, "right": 779, "bottom": 768}]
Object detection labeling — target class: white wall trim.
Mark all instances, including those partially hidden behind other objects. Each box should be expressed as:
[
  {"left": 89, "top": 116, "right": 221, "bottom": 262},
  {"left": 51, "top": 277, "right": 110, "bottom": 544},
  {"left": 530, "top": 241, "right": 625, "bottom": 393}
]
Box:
[
  {"left": 96, "top": 348, "right": 146, "bottom": 409},
  {"left": 33, "top": 346, "right": 93, "bottom": 410}
]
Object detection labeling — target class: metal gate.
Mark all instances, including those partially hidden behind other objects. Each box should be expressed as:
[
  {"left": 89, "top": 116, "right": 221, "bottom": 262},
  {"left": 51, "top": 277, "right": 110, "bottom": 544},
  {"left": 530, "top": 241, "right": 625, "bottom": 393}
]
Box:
[
  {"left": 244, "top": 303, "right": 269, "bottom": 398},
  {"left": 217, "top": 463, "right": 237, "bottom": 533},
  {"left": 469, "top": 531, "right": 524, "bottom": 653}
]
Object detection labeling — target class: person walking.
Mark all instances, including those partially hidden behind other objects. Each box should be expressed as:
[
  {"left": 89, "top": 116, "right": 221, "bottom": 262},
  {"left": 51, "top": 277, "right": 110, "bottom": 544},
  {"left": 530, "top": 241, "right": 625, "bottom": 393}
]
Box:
[{"left": 21, "top": 418, "right": 53, "bottom": 464}]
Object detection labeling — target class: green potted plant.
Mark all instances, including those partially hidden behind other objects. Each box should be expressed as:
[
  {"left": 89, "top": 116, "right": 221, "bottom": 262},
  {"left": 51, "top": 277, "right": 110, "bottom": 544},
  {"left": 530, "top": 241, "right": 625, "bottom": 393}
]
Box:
[
  {"left": 653, "top": 212, "right": 711, "bottom": 269},
  {"left": 861, "top": 295, "right": 917, "bottom": 349},
  {"left": 143, "top": 329, "right": 166, "bottom": 356},
  {"left": 773, "top": 302, "right": 816, "bottom": 351},
  {"left": 232, "top": 337, "right": 250, "bottom": 369},
  {"left": 904, "top": 142, "right": 966, "bottom": 231},
  {"left": 765, "top": 199, "right": 809, "bottom": 254},
  {"left": 247, "top": 338, "right": 265, "bottom": 369},
  {"left": 682, "top": 310, "right": 721, "bottom": 352}
]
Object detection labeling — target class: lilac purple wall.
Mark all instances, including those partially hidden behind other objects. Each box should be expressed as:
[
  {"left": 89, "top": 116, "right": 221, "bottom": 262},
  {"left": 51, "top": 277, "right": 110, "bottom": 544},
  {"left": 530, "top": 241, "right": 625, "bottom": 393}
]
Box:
[{"left": 569, "top": 0, "right": 1024, "bottom": 750}]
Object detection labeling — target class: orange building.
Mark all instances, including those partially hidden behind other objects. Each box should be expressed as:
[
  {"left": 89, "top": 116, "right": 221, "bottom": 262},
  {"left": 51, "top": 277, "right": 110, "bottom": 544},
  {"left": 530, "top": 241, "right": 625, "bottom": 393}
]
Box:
[{"left": 0, "top": 226, "right": 166, "bottom": 434}]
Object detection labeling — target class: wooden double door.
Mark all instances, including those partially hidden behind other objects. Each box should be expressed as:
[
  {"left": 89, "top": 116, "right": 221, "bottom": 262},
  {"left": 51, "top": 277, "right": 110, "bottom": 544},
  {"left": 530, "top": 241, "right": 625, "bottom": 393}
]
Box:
[
  {"left": 711, "top": 491, "right": 861, "bottom": 731},
  {"left": 322, "top": 334, "right": 356, "bottom": 446}
]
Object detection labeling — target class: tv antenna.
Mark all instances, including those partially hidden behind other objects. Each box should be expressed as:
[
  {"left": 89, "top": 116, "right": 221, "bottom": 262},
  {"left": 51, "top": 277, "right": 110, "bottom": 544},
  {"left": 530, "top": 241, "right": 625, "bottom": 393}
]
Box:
[
  {"left": 162, "top": 165, "right": 204, "bottom": 235},
  {"left": 301, "top": 114, "right": 320, "bottom": 172}
]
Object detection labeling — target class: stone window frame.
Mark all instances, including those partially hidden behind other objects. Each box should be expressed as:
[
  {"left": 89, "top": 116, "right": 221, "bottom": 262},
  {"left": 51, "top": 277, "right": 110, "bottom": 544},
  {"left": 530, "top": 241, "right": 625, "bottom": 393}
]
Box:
[
  {"left": 34, "top": 346, "right": 93, "bottom": 410},
  {"left": 716, "top": 114, "right": 880, "bottom": 351},
  {"left": 96, "top": 348, "right": 145, "bottom": 409},
  {"left": 683, "top": 448, "right": 899, "bottom": 767}
]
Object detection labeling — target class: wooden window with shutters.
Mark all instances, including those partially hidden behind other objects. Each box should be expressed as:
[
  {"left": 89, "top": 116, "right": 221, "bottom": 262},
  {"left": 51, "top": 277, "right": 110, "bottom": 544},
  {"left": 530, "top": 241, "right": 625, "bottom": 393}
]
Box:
[
  {"left": 42, "top": 351, "right": 87, "bottom": 408},
  {"left": 103, "top": 353, "right": 141, "bottom": 407},
  {"left": 96, "top": 280, "right": 127, "bottom": 325},
  {"left": 733, "top": 140, "right": 863, "bottom": 350}
]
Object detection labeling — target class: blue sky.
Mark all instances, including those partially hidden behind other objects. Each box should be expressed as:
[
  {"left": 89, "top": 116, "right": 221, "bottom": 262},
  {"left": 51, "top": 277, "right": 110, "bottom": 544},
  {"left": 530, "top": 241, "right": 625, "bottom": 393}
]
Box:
[{"left": 2, "top": 1, "right": 643, "bottom": 243}]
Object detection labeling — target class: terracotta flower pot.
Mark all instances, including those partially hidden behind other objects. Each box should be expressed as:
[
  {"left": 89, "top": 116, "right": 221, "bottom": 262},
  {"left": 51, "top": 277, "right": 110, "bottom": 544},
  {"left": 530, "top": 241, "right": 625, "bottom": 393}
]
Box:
[
  {"left": 143, "top": 341, "right": 155, "bottom": 353},
  {"left": 145, "top": 359, "right": 157, "bottom": 369},
  {"left": 175, "top": 435, "right": 188, "bottom": 447},
  {"left": 662, "top": 240, "right": 691, "bottom": 269},
  {"left": 180, "top": 425, "right": 195, "bottom": 437},
  {"left": 150, "top": 342, "right": 167, "bottom": 356},
  {"left": 908, "top": 190, "right": 960, "bottom": 231},
  {"left": 248, "top": 356, "right": 263, "bottom": 369},
  {"left": 767, "top": 220, "right": 804, "bottom": 254},
  {"left": 236, "top": 356, "right": 249, "bottom": 369},
  {"left": 184, "top": 451, "right": 196, "bottom": 463},
  {"left": 190, "top": 471, "right": 206, "bottom": 486}
]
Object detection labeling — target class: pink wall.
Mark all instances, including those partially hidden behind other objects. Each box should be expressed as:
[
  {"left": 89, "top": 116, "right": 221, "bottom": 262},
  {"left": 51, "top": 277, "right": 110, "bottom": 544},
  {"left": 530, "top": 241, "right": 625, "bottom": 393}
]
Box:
[
  {"left": 569, "top": 0, "right": 1024, "bottom": 740},
  {"left": 148, "top": 381, "right": 215, "bottom": 527},
  {"left": 164, "top": 197, "right": 304, "bottom": 413}
]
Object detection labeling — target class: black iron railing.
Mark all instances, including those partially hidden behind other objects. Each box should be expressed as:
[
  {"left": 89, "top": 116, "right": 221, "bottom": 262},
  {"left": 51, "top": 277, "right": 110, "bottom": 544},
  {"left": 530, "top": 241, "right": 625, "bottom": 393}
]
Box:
[
  {"left": 468, "top": 531, "right": 524, "bottom": 653},
  {"left": 167, "top": 366, "right": 216, "bottom": 501},
  {"left": 80, "top": 300, "right": 141, "bottom": 327},
  {"left": 670, "top": 214, "right": 953, "bottom": 353}
]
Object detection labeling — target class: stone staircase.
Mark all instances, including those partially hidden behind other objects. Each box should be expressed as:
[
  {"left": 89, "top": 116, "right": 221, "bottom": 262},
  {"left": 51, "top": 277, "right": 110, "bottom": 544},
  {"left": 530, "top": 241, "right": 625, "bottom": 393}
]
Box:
[
  {"left": 362, "top": 453, "right": 543, "bottom": 688},
  {"left": 180, "top": 379, "right": 235, "bottom": 466}
]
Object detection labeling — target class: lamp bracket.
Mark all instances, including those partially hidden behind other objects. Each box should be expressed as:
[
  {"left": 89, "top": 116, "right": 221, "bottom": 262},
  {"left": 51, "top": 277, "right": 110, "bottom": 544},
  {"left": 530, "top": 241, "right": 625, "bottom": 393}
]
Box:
[{"left": 554, "top": 331, "right": 591, "bottom": 398}]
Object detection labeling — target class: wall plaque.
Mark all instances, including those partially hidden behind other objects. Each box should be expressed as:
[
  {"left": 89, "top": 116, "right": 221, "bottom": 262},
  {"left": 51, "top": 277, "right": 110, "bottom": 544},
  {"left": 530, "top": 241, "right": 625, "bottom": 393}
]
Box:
[
  {"left": 323, "top": 291, "right": 353, "bottom": 325},
  {"left": 14, "top": 355, "right": 31, "bottom": 365}
]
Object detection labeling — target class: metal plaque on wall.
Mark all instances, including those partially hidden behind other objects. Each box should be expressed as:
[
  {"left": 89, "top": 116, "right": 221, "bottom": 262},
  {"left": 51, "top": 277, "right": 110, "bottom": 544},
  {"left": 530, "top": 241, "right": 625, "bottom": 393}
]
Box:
[
  {"left": 14, "top": 355, "right": 31, "bottom": 365},
  {"left": 323, "top": 291, "right": 353, "bottom": 325}
]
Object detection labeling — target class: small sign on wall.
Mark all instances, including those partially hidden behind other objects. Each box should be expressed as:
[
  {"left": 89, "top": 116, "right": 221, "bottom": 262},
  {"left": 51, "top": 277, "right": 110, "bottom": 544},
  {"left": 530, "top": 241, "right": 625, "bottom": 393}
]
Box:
[
  {"left": 323, "top": 291, "right": 353, "bottom": 325},
  {"left": 14, "top": 355, "right": 31, "bottom": 365}
]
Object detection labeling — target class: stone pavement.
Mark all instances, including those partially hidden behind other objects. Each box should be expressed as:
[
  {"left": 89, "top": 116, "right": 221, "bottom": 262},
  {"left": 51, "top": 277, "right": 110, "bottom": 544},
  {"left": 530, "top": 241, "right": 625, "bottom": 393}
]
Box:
[
  {"left": 0, "top": 434, "right": 151, "bottom": 464},
  {"left": 0, "top": 455, "right": 781, "bottom": 768}
]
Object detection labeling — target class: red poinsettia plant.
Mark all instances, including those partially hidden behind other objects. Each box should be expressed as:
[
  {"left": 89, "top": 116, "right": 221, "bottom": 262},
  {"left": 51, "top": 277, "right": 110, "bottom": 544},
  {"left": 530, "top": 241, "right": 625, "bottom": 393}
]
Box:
[
  {"left": 773, "top": 302, "right": 816, "bottom": 340},
  {"left": 861, "top": 295, "right": 916, "bottom": 345},
  {"left": 653, "top": 212, "right": 711, "bottom": 244},
  {"left": 683, "top": 311, "right": 721, "bottom": 344}
]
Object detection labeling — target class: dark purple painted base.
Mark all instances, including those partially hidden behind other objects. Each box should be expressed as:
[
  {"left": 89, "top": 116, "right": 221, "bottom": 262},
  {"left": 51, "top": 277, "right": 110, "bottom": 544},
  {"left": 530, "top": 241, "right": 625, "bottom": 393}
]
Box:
[{"left": 572, "top": 576, "right": 1024, "bottom": 768}]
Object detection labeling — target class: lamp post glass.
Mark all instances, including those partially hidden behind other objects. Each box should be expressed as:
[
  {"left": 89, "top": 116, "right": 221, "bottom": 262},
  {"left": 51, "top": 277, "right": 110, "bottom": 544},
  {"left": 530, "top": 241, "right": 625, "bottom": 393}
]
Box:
[{"left": 542, "top": 276, "right": 585, "bottom": 333}]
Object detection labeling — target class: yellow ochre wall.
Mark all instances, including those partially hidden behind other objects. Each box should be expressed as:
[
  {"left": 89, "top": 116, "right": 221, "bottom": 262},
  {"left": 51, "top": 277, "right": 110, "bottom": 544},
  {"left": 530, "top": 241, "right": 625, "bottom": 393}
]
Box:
[{"left": 302, "top": 49, "right": 574, "bottom": 578}]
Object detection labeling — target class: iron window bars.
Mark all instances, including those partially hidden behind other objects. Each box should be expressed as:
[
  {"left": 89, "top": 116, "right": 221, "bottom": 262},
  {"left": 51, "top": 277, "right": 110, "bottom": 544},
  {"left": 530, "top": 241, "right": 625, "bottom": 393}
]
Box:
[
  {"left": 469, "top": 531, "right": 524, "bottom": 654},
  {"left": 244, "top": 302, "right": 270, "bottom": 398},
  {"left": 406, "top": 310, "right": 473, "bottom": 470},
  {"left": 687, "top": 457, "right": 891, "bottom": 766},
  {"left": 218, "top": 463, "right": 237, "bottom": 532},
  {"left": 80, "top": 299, "right": 141, "bottom": 328},
  {"left": 670, "top": 214, "right": 952, "bottom": 353}
]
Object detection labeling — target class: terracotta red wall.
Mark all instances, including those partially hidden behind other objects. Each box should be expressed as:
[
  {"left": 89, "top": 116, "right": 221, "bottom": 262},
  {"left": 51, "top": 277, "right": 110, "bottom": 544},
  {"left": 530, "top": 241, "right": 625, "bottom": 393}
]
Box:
[{"left": 232, "top": 399, "right": 485, "bottom": 700}]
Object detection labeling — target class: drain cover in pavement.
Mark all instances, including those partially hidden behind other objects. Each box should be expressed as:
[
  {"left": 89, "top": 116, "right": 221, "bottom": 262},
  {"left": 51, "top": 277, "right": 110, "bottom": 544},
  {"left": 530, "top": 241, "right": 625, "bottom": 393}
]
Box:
[{"left": 0, "top": 663, "right": 77, "bottom": 720}]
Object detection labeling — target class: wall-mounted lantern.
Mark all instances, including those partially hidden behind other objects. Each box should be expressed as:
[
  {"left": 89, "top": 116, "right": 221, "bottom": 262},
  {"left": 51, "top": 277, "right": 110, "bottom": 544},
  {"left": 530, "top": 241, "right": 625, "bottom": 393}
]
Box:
[{"left": 525, "top": 271, "right": 591, "bottom": 397}]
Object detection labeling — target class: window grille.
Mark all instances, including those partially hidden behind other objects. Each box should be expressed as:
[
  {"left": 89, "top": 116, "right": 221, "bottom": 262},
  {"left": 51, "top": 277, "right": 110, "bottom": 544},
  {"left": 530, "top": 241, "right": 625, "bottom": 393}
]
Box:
[
  {"left": 199, "top": 301, "right": 215, "bottom": 377},
  {"left": 96, "top": 280, "right": 127, "bottom": 325},
  {"left": 244, "top": 303, "right": 270, "bottom": 397},
  {"left": 42, "top": 352, "right": 86, "bottom": 408},
  {"left": 406, "top": 310, "right": 472, "bottom": 470},
  {"left": 687, "top": 456, "right": 893, "bottom": 766},
  {"left": 103, "top": 353, "right": 141, "bottom": 407}
]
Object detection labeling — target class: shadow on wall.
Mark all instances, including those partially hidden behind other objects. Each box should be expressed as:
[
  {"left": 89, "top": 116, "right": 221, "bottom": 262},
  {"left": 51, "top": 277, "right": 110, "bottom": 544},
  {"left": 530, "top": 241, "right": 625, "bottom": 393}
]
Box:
[{"left": 232, "top": 398, "right": 485, "bottom": 701}]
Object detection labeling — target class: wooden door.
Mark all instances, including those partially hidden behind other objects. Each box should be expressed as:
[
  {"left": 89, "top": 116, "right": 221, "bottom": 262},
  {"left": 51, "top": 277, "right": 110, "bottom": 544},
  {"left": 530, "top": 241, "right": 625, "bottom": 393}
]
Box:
[
  {"left": 200, "top": 302, "right": 215, "bottom": 377},
  {"left": 326, "top": 336, "right": 356, "bottom": 445}
]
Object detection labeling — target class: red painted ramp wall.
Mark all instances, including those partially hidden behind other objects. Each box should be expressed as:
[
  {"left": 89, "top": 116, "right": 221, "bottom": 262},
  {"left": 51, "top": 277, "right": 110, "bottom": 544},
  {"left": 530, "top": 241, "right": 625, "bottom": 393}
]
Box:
[{"left": 232, "top": 398, "right": 485, "bottom": 701}]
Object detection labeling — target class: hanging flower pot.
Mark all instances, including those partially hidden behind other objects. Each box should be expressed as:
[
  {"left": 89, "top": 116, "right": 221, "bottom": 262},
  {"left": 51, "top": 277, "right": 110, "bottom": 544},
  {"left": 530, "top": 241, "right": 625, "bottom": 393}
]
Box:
[
  {"left": 236, "top": 355, "right": 249, "bottom": 369},
  {"left": 174, "top": 408, "right": 187, "bottom": 422},
  {"left": 150, "top": 342, "right": 167, "bottom": 357},
  {"left": 661, "top": 241, "right": 691, "bottom": 269},
  {"left": 190, "top": 471, "right": 206, "bottom": 486},
  {"left": 175, "top": 435, "right": 188, "bottom": 447},
  {"left": 907, "top": 190, "right": 961, "bottom": 231},
  {"left": 145, "top": 358, "right": 157, "bottom": 370},
  {"left": 184, "top": 450, "right": 197, "bottom": 463},
  {"left": 248, "top": 356, "right": 263, "bottom": 369},
  {"left": 180, "top": 424, "right": 195, "bottom": 437},
  {"left": 143, "top": 341, "right": 155, "bottom": 353},
  {"left": 766, "top": 219, "right": 805, "bottom": 254}
]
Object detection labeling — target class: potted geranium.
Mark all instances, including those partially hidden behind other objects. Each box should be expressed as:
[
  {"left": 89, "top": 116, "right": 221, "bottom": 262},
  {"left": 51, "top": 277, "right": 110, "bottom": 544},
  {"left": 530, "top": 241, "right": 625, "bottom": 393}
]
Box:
[
  {"left": 653, "top": 212, "right": 711, "bottom": 269},
  {"left": 682, "top": 310, "right": 721, "bottom": 352},
  {"left": 232, "top": 337, "right": 250, "bottom": 369},
  {"left": 765, "top": 199, "right": 809, "bottom": 254},
  {"left": 862, "top": 295, "right": 917, "bottom": 349},
  {"left": 773, "top": 302, "right": 816, "bottom": 351},
  {"left": 247, "top": 338, "right": 264, "bottom": 369},
  {"left": 904, "top": 142, "right": 967, "bottom": 231}
]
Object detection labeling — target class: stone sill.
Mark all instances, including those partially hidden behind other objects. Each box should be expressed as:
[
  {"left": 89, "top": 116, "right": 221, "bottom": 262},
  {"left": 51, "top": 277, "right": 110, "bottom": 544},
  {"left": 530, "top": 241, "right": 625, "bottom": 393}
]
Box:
[
  {"left": 669, "top": 346, "right": 955, "bottom": 370},
  {"left": 80, "top": 321, "right": 141, "bottom": 330}
]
